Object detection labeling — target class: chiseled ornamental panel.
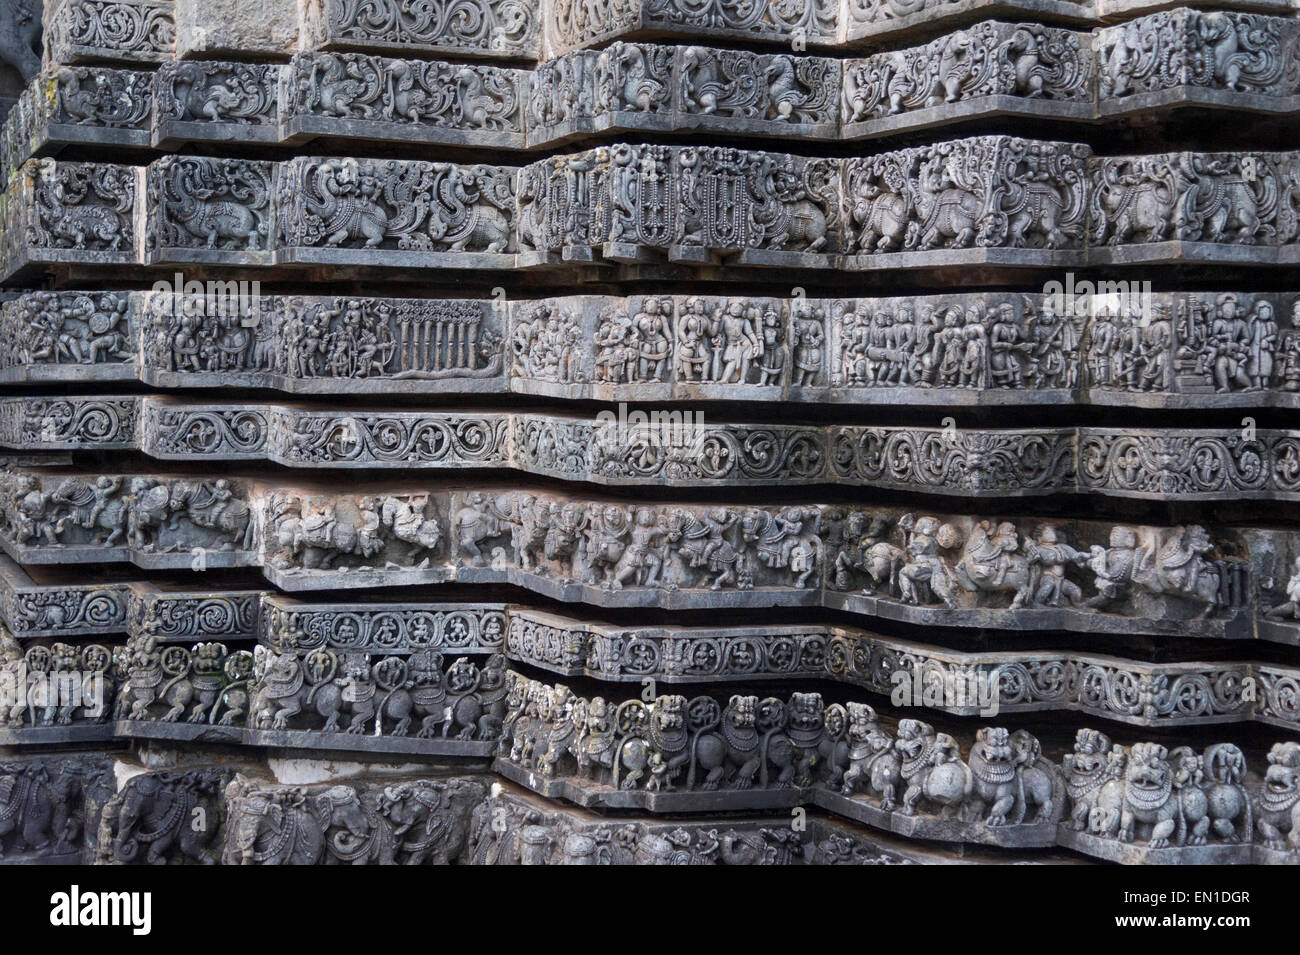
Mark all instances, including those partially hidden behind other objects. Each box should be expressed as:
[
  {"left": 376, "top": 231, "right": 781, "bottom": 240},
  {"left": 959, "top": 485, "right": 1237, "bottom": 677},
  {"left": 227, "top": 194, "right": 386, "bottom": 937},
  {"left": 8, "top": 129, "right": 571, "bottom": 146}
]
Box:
[
  {"left": 842, "top": 136, "right": 1091, "bottom": 269},
  {"left": 0, "top": 291, "right": 136, "bottom": 383},
  {"left": 0, "top": 395, "right": 140, "bottom": 451},
  {"left": 544, "top": 0, "right": 838, "bottom": 57},
  {"left": 137, "top": 292, "right": 508, "bottom": 394},
  {"left": 44, "top": 0, "right": 176, "bottom": 66},
  {"left": 1089, "top": 150, "right": 1300, "bottom": 262},
  {"left": 503, "top": 606, "right": 1281, "bottom": 730},
  {"left": 151, "top": 60, "right": 281, "bottom": 148},
  {"left": 137, "top": 400, "right": 267, "bottom": 461},
  {"left": 146, "top": 155, "right": 277, "bottom": 265},
  {"left": 1096, "top": 8, "right": 1300, "bottom": 116},
  {"left": 0, "top": 754, "right": 111, "bottom": 863},
  {"left": 275, "top": 155, "right": 517, "bottom": 268},
  {"left": 0, "top": 159, "right": 139, "bottom": 277},
  {"left": 527, "top": 42, "right": 841, "bottom": 147},
  {"left": 495, "top": 672, "right": 1293, "bottom": 863},
  {"left": 844, "top": 0, "right": 1086, "bottom": 47},
  {"left": 1, "top": 67, "right": 152, "bottom": 182},
  {"left": 0, "top": 625, "right": 117, "bottom": 744},
  {"left": 280, "top": 52, "right": 529, "bottom": 150},
  {"left": 11, "top": 469, "right": 1300, "bottom": 642},
  {"left": 25, "top": 397, "right": 1300, "bottom": 505},
  {"left": 6, "top": 16, "right": 1300, "bottom": 166},
  {"left": 517, "top": 143, "right": 843, "bottom": 267},
  {"left": 221, "top": 773, "right": 490, "bottom": 865},
  {"left": 266, "top": 408, "right": 511, "bottom": 470},
  {"left": 7, "top": 289, "right": 1300, "bottom": 407},
  {"left": 0, "top": 467, "right": 259, "bottom": 571},
  {"left": 302, "top": 0, "right": 540, "bottom": 61},
  {"left": 0, "top": 557, "right": 131, "bottom": 639},
  {"left": 842, "top": 21, "right": 1093, "bottom": 137}
]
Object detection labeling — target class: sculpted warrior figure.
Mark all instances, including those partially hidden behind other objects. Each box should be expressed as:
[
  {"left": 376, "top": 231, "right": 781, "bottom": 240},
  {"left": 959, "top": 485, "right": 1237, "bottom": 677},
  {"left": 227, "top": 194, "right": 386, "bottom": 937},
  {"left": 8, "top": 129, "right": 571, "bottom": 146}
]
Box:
[
  {"left": 1086, "top": 525, "right": 1140, "bottom": 609},
  {"left": 898, "top": 515, "right": 961, "bottom": 610},
  {"left": 1024, "top": 525, "right": 1089, "bottom": 606}
]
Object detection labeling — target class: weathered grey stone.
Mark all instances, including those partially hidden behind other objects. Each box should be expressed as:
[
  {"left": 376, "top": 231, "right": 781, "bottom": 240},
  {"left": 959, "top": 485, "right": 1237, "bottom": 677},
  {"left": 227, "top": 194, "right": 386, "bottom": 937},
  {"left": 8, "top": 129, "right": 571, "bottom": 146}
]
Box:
[
  {"left": 172, "top": 0, "right": 298, "bottom": 59},
  {"left": 145, "top": 155, "right": 276, "bottom": 265},
  {"left": 44, "top": 0, "right": 175, "bottom": 66},
  {"left": 4, "top": 0, "right": 1298, "bottom": 869},
  {"left": 544, "top": 0, "right": 838, "bottom": 57},
  {"left": 0, "top": 752, "right": 110, "bottom": 862},
  {"left": 0, "top": 158, "right": 138, "bottom": 279},
  {"left": 842, "top": 20, "right": 1094, "bottom": 139},
  {"left": 151, "top": 60, "right": 281, "bottom": 148},
  {"left": 280, "top": 52, "right": 528, "bottom": 151},
  {"left": 302, "top": 0, "right": 540, "bottom": 61},
  {"left": 274, "top": 155, "right": 517, "bottom": 269},
  {"left": 93, "top": 765, "right": 229, "bottom": 864},
  {"left": 222, "top": 771, "right": 489, "bottom": 864},
  {"left": 8, "top": 18, "right": 1300, "bottom": 165}
]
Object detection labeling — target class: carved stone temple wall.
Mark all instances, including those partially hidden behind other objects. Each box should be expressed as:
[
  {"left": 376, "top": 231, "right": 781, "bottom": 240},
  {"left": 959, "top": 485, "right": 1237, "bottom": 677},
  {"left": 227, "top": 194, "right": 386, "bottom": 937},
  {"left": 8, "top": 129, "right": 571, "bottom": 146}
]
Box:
[{"left": 0, "top": 0, "right": 1298, "bottom": 866}]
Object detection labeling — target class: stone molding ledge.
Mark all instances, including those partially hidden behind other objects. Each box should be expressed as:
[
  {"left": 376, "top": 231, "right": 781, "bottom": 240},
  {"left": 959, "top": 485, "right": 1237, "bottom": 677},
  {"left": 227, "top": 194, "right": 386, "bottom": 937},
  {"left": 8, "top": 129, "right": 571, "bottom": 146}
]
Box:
[
  {"left": 38, "top": 0, "right": 1300, "bottom": 69},
  {"left": 12, "top": 11, "right": 1300, "bottom": 173},
  {"left": 501, "top": 607, "right": 1300, "bottom": 729},
  {"left": 1, "top": 571, "right": 1297, "bottom": 727},
  {"left": 6, "top": 289, "right": 1300, "bottom": 410},
  {"left": 9, "top": 466, "right": 1300, "bottom": 640},
  {"left": 14, "top": 395, "right": 1300, "bottom": 503},
  {"left": 9, "top": 142, "right": 1300, "bottom": 278}
]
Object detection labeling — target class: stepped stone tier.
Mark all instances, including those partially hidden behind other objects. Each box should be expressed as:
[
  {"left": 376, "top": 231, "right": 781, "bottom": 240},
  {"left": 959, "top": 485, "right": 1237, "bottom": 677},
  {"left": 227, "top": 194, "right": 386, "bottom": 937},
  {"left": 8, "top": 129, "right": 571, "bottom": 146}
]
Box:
[{"left": 0, "top": 0, "right": 1296, "bottom": 866}]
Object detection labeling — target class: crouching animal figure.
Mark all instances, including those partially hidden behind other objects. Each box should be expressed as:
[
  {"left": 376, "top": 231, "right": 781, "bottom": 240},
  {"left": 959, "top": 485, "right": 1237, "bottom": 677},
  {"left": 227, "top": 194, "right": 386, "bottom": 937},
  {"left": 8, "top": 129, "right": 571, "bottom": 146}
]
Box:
[
  {"left": 897, "top": 720, "right": 972, "bottom": 817},
  {"left": 965, "top": 727, "right": 1058, "bottom": 826},
  {"left": 1257, "top": 742, "right": 1300, "bottom": 852},
  {"left": 840, "top": 703, "right": 899, "bottom": 809},
  {"left": 1062, "top": 728, "right": 1115, "bottom": 831},
  {"left": 1094, "top": 742, "right": 1209, "bottom": 848}
]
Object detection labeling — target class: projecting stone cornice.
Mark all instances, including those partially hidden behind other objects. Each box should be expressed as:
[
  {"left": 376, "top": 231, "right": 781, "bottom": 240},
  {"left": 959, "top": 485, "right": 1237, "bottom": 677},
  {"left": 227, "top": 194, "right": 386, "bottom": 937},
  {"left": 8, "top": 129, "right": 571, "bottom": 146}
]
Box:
[
  {"left": 10, "top": 396, "right": 1300, "bottom": 505},
  {"left": 9, "top": 10, "right": 1300, "bottom": 169}
]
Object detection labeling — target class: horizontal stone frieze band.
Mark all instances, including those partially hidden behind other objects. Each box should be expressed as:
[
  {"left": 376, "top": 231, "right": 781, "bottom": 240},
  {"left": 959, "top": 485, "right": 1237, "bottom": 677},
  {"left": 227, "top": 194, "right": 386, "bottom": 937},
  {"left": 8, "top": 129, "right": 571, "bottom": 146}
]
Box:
[
  {"left": 5, "top": 467, "right": 1300, "bottom": 640},
  {"left": 5, "top": 289, "right": 1300, "bottom": 409},
  {"left": 9, "top": 141, "right": 1300, "bottom": 278},
  {"left": 0, "top": 574, "right": 1292, "bottom": 728},
  {"left": 14, "top": 11, "right": 1300, "bottom": 167},
  {"left": 10, "top": 395, "right": 1300, "bottom": 502},
  {"left": 37, "top": 0, "right": 1300, "bottom": 69}
]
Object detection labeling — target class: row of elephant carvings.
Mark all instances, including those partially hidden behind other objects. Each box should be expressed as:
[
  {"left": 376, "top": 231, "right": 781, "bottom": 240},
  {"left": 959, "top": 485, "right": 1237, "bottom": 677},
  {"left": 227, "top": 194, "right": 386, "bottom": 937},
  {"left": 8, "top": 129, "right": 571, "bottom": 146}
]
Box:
[
  {"left": 3, "top": 684, "right": 1296, "bottom": 860},
  {"left": 499, "top": 674, "right": 1300, "bottom": 860},
  {"left": 37, "top": 0, "right": 1298, "bottom": 67},
  {"left": 93, "top": 764, "right": 900, "bottom": 865},
  {"left": 12, "top": 10, "right": 1300, "bottom": 169},
  {"left": 0, "top": 745, "right": 851, "bottom": 865},
  {"left": 7, "top": 289, "right": 1300, "bottom": 404},
  {"left": 9, "top": 139, "right": 1300, "bottom": 276},
  {"left": 18, "top": 395, "right": 1300, "bottom": 501},
  {"left": 6, "top": 466, "right": 1294, "bottom": 628},
  {"left": 6, "top": 756, "right": 903, "bottom": 865},
  {"left": 97, "top": 768, "right": 492, "bottom": 865}
]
